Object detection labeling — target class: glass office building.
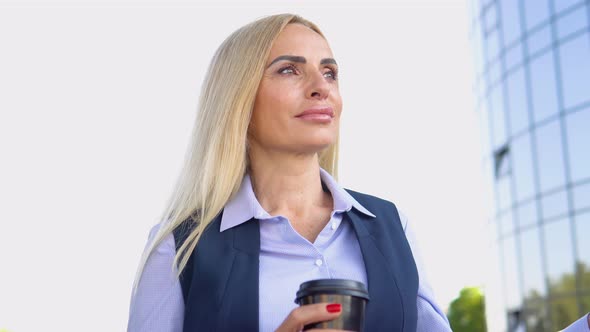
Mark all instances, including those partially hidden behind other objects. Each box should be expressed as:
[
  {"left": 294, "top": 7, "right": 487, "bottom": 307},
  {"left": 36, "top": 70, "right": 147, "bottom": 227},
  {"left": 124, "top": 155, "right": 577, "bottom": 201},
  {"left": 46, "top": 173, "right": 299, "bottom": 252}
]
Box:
[{"left": 469, "top": 0, "right": 590, "bottom": 331}]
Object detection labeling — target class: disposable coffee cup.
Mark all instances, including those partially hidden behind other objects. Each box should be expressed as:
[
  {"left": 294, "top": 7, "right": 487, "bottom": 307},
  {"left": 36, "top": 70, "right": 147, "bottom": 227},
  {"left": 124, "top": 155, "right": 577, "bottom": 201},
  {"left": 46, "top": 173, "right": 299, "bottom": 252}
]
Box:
[{"left": 294, "top": 279, "right": 370, "bottom": 331}]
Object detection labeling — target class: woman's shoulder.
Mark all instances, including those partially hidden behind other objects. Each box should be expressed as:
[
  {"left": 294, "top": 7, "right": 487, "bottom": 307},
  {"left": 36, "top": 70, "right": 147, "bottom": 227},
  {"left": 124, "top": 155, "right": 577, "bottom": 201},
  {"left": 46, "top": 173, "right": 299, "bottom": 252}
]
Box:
[{"left": 145, "top": 222, "right": 178, "bottom": 255}]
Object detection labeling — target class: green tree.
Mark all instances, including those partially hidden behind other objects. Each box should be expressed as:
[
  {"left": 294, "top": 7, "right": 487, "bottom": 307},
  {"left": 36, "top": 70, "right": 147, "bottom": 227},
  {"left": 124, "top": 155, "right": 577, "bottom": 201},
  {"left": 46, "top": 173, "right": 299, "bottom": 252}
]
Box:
[{"left": 447, "top": 286, "right": 488, "bottom": 332}]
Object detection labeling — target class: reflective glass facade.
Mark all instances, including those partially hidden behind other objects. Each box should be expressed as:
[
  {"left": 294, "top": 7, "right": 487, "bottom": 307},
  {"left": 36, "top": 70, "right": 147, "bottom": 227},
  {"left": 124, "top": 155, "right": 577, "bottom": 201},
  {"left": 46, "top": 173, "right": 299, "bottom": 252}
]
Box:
[{"left": 470, "top": 0, "right": 590, "bottom": 331}]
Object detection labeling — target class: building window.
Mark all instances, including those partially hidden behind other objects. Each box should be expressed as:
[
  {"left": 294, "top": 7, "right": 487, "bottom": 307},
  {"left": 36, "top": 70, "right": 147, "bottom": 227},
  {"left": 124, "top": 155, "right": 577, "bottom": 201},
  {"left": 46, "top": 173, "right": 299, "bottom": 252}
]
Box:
[
  {"left": 565, "top": 108, "right": 590, "bottom": 182},
  {"left": 499, "top": 0, "right": 522, "bottom": 45},
  {"left": 575, "top": 211, "right": 590, "bottom": 290},
  {"left": 543, "top": 217, "right": 576, "bottom": 294},
  {"left": 541, "top": 189, "right": 569, "bottom": 220},
  {"left": 523, "top": 0, "right": 550, "bottom": 29},
  {"left": 559, "top": 33, "right": 590, "bottom": 110},
  {"left": 529, "top": 51, "right": 559, "bottom": 123},
  {"left": 520, "top": 227, "right": 546, "bottom": 298},
  {"left": 573, "top": 181, "right": 590, "bottom": 212},
  {"left": 512, "top": 133, "right": 536, "bottom": 202},
  {"left": 504, "top": 42, "right": 524, "bottom": 71},
  {"left": 527, "top": 25, "right": 552, "bottom": 56},
  {"left": 535, "top": 120, "right": 567, "bottom": 193},
  {"left": 556, "top": 5, "right": 588, "bottom": 40},
  {"left": 517, "top": 200, "right": 539, "bottom": 230},
  {"left": 502, "top": 235, "right": 523, "bottom": 310},
  {"left": 553, "top": 0, "right": 585, "bottom": 15},
  {"left": 506, "top": 68, "right": 529, "bottom": 135},
  {"left": 500, "top": 210, "right": 515, "bottom": 237},
  {"left": 550, "top": 297, "right": 579, "bottom": 331}
]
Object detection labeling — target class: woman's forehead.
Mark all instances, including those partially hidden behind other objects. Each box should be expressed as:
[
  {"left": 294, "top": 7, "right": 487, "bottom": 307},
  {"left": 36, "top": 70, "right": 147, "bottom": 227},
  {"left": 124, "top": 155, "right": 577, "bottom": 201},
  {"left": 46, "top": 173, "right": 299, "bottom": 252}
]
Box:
[{"left": 267, "top": 24, "right": 333, "bottom": 60}]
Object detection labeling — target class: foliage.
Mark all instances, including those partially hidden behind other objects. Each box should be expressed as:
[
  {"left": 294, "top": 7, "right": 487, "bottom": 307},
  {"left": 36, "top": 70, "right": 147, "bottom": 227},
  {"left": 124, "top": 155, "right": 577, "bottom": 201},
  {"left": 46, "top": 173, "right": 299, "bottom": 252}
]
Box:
[
  {"left": 522, "top": 261, "right": 590, "bottom": 331},
  {"left": 447, "top": 286, "right": 487, "bottom": 332}
]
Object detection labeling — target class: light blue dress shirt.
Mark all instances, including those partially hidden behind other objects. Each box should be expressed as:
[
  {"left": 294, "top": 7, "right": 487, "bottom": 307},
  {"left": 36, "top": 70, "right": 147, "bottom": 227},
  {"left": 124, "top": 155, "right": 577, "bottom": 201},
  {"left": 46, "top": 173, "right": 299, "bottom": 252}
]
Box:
[{"left": 128, "top": 169, "right": 590, "bottom": 332}]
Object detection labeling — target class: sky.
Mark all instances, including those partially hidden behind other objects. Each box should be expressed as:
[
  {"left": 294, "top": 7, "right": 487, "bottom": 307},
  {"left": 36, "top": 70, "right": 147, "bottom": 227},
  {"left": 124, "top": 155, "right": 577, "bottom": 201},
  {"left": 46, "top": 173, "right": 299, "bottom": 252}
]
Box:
[{"left": 0, "top": 1, "right": 494, "bottom": 331}]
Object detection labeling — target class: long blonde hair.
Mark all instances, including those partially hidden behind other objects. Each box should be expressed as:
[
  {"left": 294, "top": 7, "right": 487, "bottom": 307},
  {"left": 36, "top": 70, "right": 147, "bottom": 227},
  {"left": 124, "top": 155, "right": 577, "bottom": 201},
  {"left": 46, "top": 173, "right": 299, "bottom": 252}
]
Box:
[{"left": 132, "top": 13, "right": 339, "bottom": 291}]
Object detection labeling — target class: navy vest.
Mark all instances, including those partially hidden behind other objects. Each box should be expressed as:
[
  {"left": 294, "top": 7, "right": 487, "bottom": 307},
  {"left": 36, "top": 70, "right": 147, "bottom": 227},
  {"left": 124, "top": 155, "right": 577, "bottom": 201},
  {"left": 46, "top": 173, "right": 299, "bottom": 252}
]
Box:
[{"left": 173, "top": 190, "right": 418, "bottom": 332}]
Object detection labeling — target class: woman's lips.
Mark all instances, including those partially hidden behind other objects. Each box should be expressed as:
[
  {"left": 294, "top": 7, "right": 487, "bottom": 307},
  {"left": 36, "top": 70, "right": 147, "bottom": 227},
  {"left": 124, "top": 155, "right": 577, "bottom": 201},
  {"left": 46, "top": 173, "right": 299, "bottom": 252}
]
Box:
[{"left": 295, "top": 107, "right": 334, "bottom": 123}]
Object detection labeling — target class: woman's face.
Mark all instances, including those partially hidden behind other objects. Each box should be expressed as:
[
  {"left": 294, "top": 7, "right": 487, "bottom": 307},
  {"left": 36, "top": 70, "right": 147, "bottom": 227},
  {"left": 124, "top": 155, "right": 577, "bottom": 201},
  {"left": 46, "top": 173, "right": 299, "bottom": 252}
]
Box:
[{"left": 249, "top": 23, "right": 342, "bottom": 155}]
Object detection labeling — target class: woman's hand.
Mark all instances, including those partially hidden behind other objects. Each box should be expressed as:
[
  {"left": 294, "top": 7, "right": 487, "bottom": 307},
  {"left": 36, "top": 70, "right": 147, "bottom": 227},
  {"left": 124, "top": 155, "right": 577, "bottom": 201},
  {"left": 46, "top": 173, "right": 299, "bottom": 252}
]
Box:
[{"left": 275, "top": 303, "right": 345, "bottom": 332}]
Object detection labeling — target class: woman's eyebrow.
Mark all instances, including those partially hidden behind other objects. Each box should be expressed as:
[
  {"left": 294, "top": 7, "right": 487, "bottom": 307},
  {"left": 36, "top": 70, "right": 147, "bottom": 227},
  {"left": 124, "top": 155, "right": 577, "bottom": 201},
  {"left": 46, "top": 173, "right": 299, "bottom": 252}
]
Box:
[
  {"left": 320, "top": 58, "right": 337, "bottom": 66},
  {"left": 267, "top": 55, "right": 306, "bottom": 68},
  {"left": 267, "top": 55, "right": 338, "bottom": 68}
]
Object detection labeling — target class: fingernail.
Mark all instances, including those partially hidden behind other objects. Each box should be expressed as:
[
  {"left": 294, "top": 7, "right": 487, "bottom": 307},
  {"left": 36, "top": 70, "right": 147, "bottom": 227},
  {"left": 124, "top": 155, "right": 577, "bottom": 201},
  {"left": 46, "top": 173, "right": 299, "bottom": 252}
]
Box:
[{"left": 326, "top": 303, "right": 341, "bottom": 313}]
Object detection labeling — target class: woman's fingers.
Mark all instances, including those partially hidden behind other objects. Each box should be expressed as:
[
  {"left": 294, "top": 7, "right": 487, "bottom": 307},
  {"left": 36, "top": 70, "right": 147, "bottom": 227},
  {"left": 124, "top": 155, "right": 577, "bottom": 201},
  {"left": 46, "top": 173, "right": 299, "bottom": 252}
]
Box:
[{"left": 275, "top": 303, "right": 342, "bottom": 332}]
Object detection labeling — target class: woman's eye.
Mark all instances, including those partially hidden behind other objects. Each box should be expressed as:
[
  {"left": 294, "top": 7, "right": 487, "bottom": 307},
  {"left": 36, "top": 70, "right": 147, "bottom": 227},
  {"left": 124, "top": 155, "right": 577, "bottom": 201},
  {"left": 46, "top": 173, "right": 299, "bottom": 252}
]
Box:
[
  {"left": 324, "top": 69, "right": 338, "bottom": 80},
  {"left": 278, "top": 65, "right": 297, "bottom": 75}
]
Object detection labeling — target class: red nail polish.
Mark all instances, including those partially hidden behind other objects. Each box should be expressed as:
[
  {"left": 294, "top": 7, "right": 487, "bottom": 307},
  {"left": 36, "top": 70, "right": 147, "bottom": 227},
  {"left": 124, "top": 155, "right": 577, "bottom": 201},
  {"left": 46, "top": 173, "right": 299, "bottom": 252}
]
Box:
[{"left": 326, "top": 303, "right": 341, "bottom": 313}]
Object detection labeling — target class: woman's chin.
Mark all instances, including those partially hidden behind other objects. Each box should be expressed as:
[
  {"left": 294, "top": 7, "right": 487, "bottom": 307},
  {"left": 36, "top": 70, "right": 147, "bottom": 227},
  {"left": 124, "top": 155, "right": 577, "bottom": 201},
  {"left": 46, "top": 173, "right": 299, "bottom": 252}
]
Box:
[{"left": 292, "top": 139, "right": 336, "bottom": 155}]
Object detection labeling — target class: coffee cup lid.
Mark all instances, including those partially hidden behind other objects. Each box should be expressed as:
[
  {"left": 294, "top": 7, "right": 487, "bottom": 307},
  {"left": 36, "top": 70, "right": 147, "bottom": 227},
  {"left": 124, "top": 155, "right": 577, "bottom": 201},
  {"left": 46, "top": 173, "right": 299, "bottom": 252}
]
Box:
[{"left": 295, "top": 279, "right": 370, "bottom": 304}]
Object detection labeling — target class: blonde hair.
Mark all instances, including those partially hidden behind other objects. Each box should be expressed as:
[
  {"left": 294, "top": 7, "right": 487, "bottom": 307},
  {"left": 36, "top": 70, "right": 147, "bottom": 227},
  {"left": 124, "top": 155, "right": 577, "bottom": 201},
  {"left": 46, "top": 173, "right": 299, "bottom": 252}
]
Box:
[{"left": 132, "top": 13, "right": 339, "bottom": 291}]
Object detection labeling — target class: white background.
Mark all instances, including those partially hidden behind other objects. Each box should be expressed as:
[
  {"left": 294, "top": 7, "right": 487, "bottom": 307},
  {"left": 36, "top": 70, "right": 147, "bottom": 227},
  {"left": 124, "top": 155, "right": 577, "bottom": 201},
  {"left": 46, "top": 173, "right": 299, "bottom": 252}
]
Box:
[{"left": 0, "top": 1, "right": 494, "bottom": 331}]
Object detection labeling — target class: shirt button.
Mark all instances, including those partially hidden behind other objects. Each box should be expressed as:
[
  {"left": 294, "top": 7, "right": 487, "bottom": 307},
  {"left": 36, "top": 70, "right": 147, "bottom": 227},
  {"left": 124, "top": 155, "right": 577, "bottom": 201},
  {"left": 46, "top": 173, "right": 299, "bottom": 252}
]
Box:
[
  {"left": 315, "top": 259, "right": 323, "bottom": 267},
  {"left": 331, "top": 222, "right": 337, "bottom": 230}
]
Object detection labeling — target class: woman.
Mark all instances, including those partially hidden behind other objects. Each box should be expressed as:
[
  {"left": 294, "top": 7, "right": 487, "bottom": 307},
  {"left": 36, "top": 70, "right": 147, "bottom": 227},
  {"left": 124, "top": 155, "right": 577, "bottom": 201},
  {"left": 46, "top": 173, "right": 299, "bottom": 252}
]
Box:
[{"left": 127, "top": 14, "right": 590, "bottom": 332}]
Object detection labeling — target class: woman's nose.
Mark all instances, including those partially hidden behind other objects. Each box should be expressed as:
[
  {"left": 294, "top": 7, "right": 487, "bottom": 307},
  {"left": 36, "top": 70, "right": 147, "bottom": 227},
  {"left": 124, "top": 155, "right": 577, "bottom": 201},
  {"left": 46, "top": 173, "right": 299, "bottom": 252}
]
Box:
[{"left": 307, "top": 72, "right": 330, "bottom": 100}]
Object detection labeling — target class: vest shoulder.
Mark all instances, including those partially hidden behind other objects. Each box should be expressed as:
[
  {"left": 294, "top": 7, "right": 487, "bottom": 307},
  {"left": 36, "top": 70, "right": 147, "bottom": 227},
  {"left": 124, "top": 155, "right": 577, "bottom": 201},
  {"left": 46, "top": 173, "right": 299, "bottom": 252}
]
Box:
[{"left": 344, "top": 188, "right": 399, "bottom": 213}]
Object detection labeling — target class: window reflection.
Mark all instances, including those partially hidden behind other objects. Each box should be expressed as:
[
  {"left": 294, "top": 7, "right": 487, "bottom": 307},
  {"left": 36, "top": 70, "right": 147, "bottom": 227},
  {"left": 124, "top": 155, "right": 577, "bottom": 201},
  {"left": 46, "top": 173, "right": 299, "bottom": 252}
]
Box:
[
  {"left": 553, "top": 0, "right": 585, "bottom": 14},
  {"left": 504, "top": 43, "right": 523, "bottom": 71},
  {"left": 524, "top": 303, "right": 550, "bottom": 332},
  {"left": 473, "top": 25, "right": 486, "bottom": 76},
  {"left": 520, "top": 227, "right": 546, "bottom": 298},
  {"left": 488, "top": 60, "right": 502, "bottom": 86},
  {"left": 496, "top": 175, "right": 513, "bottom": 212},
  {"left": 581, "top": 296, "right": 590, "bottom": 314},
  {"left": 506, "top": 68, "right": 529, "bottom": 135},
  {"left": 527, "top": 26, "right": 552, "bottom": 56},
  {"left": 517, "top": 200, "right": 538, "bottom": 229},
  {"left": 575, "top": 211, "right": 590, "bottom": 290},
  {"left": 502, "top": 235, "right": 523, "bottom": 309},
  {"left": 535, "top": 121, "right": 566, "bottom": 193},
  {"left": 543, "top": 217, "right": 575, "bottom": 294},
  {"left": 512, "top": 133, "right": 536, "bottom": 202},
  {"left": 573, "top": 181, "right": 590, "bottom": 212},
  {"left": 490, "top": 86, "right": 507, "bottom": 149},
  {"left": 550, "top": 297, "right": 579, "bottom": 331},
  {"left": 477, "top": 79, "right": 487, "bottom": 104},
  {"left": 523, "top": 0, "right": 550, "bottom": 29},
  {"left": 499, "top": 210, "right": 515, "bottom": 237},
  {"left": 500, "top": 0, "right": 522, "bottom": 45},
  {"left": 486, "top": 30, "right": 501, "bottom": 63},
  {"left": 529, "top": 52, "right": 559, "bottom": 123},
  {"left": 483, "top": 3, "right": 498, "bottom": 32},
  {"left": 565, "top": 108, "right": 590, "bottom": 182},
  {"left": 559, "top": 33, "right": 590, "bottom": 109},
  {"left": 556, "top": 6, "right": 588, "bottom": 40},
  {"left": 541, "top": 189, "right": 569, "bottom": 220}
]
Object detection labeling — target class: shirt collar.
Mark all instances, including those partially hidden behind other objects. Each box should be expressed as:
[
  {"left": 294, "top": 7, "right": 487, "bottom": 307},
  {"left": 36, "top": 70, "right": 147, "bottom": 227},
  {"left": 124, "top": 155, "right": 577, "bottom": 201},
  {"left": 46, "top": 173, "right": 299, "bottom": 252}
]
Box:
[{"left": 220, "top": 168, "right": 376, "bottom": 232}]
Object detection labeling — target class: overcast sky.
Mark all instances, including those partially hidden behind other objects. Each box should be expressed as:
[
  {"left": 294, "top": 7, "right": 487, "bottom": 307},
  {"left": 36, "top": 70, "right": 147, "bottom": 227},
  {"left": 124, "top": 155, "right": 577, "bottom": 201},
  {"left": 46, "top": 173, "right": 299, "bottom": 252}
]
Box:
[{"left": 0, "top": 1, "right": 494, "bottom": 331}]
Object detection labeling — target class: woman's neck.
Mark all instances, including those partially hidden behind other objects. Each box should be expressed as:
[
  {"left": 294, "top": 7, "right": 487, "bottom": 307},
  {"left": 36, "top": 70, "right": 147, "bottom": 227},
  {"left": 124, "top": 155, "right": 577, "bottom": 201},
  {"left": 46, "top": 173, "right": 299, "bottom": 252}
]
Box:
[{"left": 247, "top": 147, "right": 332, "bottom": 225}]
